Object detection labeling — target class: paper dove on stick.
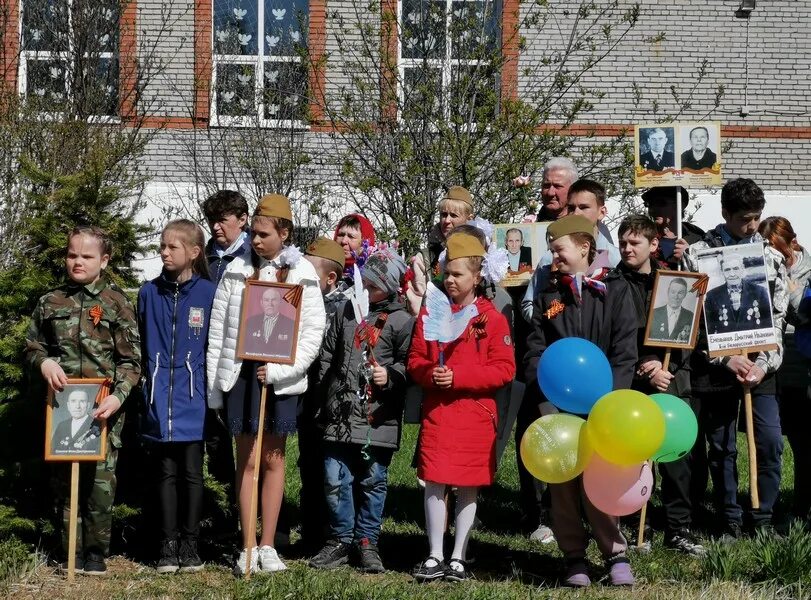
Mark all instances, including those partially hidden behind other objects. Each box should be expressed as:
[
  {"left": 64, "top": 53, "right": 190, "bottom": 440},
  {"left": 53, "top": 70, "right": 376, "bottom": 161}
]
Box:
[
  {"left": 422, "top": 282, "right": 479, "bottom": 344},
  {"left": 351, "top": 263, "right": 369, "bottom": 324}
]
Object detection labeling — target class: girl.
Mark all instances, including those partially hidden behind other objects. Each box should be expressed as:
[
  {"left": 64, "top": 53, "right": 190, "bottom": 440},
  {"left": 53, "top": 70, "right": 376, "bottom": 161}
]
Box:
[
  {"left": 207, "top": 194, "right": 326, "bottom": 575},
  {"left": 759, "top": 217, "right": 811, "bottom": 523},
  {"left": 138, "top": 219, "right": 215, "bottom": 574},
  {"left": 408, "top": 232, "right": 515, "bottom": 582},
  {"left": 405, "top": 186, "right": 475, "bottom": 316},
  {"left": 523, "top": 214, "right": 637, "bottom": 587}
]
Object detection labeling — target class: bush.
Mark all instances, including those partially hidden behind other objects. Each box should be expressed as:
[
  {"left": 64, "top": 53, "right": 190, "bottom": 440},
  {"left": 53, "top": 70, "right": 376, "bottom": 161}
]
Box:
[
  {"left": 0, "top": 536, "right": 39, "bottom": 583},
  {"left": 752, "top": 521, "right": 811, "bottom": 585}
]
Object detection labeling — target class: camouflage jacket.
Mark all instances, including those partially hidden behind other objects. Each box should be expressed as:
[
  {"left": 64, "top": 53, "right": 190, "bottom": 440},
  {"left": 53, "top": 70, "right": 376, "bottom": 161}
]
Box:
[{"left": 25, "top": 279, "right": 141, "bottom": 445}]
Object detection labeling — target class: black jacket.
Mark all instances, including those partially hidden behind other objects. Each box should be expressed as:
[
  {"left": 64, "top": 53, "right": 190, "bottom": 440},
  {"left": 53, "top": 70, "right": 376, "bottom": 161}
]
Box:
[
  {"left": 523, "top": 275, "right": 638, "bottom": 409},
  {"left": 317, "top": 297, "right": 414, "bottom": 449}
]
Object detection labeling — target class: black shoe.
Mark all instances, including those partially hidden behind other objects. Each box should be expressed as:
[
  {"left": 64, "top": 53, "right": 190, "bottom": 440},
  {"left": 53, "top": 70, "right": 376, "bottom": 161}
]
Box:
[
  {"left": 664, "top": 529, "right": 706, "bottom": 556},
  {"left": 308, "top": 540, "right": 350, "bottom": 569},
  {"left": 179, "top": 538, "right": 204, "bottom": 573},
  {"left": 356, "top": 538, "right": 385, "bottom": 573},
  {"left": 413, "top": 557, "right": 446, "bottom": 581},
  {"left": 720, "top": 521, "right": 744, "bottom": 544},
  {"left": 157, "top": 539, "right": 179, "bottom": 574},
  {"left": 59, "top": 555, "right": 84, "bottom": 574},
  {"left": 752, "top": 522, "right": 782, "bottom": 540},
  {"left": 82, "top": 552, "right": 107, "bottom": 576},
  {"left": 445, "top": 559, "right": 468, "bottom": 582}
]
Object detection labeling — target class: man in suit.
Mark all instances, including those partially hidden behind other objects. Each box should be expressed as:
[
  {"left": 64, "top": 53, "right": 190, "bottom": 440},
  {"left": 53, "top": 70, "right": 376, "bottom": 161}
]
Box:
[
  {"left": 640, "top": 128, "right": 675, "bottom": 171},
  {"left": 52, "top": 389, "right": 102, "bottom": 455},
  {"left": 505, "top": 228, "right": 533, "bottom": 274},
  {"left": 650, "top": 278, "right": 694, "bottom": 342},
  {"left": 244, "top": 287, "right": 296, "bottom": 358},
  {"left": 704, "top": 254, "right": 772, "bottom": 335},
  {"left": 680, "top": 126, "right": 718, "bottom": 171}
]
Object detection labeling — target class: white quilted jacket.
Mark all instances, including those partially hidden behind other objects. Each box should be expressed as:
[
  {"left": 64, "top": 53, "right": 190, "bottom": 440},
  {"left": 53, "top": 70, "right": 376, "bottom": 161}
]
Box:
[{"left": 206, "top": 252, "right": 326, "bottom": 408}]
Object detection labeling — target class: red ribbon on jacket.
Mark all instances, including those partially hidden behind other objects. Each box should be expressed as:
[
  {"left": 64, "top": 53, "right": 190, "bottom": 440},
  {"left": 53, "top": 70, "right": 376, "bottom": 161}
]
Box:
[
  {"left": 353, "top": 313, "right": 389, "bottom": 352},
  {"left": 467, "top": 314, "right": 488, "bottom": 340}
]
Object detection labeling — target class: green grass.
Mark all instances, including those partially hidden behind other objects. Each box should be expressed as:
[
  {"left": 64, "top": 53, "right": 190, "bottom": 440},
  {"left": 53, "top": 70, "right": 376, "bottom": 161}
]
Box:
[{"left": 4, "top": 426, "right": 810, "bottom": 600}]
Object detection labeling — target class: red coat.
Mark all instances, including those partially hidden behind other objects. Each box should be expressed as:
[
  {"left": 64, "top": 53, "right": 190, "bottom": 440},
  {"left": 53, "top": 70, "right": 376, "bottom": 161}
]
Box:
[{"left": 408, "top": 296, "right": 515, "bottom": 486}]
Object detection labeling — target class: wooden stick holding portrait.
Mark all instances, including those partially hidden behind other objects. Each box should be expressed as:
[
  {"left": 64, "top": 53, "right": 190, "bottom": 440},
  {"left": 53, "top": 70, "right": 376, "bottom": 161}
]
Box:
[
  {"left": 44, "top": 378, "right": 110, "bottom": 581},
  {"left": 235, "top": 280, "right": 304, "bottom": 578}
]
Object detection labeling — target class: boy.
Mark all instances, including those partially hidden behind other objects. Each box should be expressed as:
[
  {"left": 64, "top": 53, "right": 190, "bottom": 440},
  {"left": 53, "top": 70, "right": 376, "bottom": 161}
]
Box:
[
  {"left": 309, "top": 250, "right": 413, "bottom": 573},
  {"left": 612, "top": 215, "right": 704, "bottom": 555},
  {"left": 299, "top": 238, "right": 351, "bottom": 551},
  {"left": 521, "top": 178, "right": 620, "bottom": 322},
  {"left": 681, "top": 178, "right": 787, "bottom": 538},
  {"left": 25, "top": 225, "right": 141, "bottom": 575}
]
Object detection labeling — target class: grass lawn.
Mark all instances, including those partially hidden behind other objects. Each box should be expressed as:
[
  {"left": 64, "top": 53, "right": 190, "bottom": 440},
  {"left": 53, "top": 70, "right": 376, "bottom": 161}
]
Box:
[{"left": 3, "top": 426, "right": 808, "bottom": 599}]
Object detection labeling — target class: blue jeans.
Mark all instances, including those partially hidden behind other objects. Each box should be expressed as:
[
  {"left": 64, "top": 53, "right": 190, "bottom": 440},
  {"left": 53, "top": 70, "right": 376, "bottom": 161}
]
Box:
[
  {"left": 701, "top": 392, "right": 783, "bottom": 525},
  {"left": 323, "top": 442, "right": 393, "bottom": 545}
]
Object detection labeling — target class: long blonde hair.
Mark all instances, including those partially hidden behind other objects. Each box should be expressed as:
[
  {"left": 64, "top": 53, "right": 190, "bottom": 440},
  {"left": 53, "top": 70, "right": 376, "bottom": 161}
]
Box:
[{"left": 162, "top": 219, "right": 210, "bottom": 279}]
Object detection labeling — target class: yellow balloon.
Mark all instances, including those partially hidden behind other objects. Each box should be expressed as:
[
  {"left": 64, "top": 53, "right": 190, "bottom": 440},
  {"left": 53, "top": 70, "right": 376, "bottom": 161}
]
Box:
[
  {"left": 520, "top": 414, "right": 593, "bottom": 484},
  {"left": 586, "top": 390, "right": 666, "bottom": 465}
]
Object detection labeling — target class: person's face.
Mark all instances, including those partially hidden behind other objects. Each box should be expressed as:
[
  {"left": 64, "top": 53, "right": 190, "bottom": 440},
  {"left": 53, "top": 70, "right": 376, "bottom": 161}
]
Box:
[
  {"left": 160, "top": 231, "right": 198, "bottom": 274},
  {"left": 619, "top": 231, "right": 657, "bottom": 270},
  {"left": 648, "top": 131, "right": 667, "bottom": 154},
  {"left": 443, "top": 258, "right": 480, "bottom": 304},
  {"left": 363, "top": 281, "right": 388, "bottom": 304},
  {"left": 439, "top": 202, "right": 469, "bottom": 238},
  {"left": 540, "top": 169, "right": 572, "bottom": 214},
  {"left": 690, "top": 129, "right": 708, "bottom": 153},
  {"left": 646, "top": 199, "right": 678, "bottom": 235},
  {"left": 334, "top": 225, "right": 362, "bottom": 259},
  {"left": 251, "top": 217, "right": 288, "bottom": 259},
  {"left": 567, "top": 191, "right": 606, "bottom": 225},
  {"left": 66, "top": 234, "right": 109, "bottom": 286},
  {"left": 261, "top": 289, "right": 282, "bottom": 317},
  {"left": 67, "top": 392, "right": 89, "bottom": 419},
  {"left": 208, "top": 213, "right": 247, "bottom": 248},
  {"left": 505, "top": 231, "right": 522, "bottom": 254},
  {"left": 550, "top": 235, "right": 589, "bottom": 274},
  {"left": 721, "top": 258, "right": 745, "bottom": 287},
  {"left": 722, "top": 209, "right": 761, "bottom": 239},
  {"left": 667, "top": 281, "right": 688, "bottom": 310}
]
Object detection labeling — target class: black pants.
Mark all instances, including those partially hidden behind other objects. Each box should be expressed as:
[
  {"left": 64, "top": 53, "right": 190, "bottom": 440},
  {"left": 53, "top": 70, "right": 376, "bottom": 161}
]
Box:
[
  {"left": 658, "top": 394, "right": 708, "bottom": 533},
  {"left": 298, "top": 421, "right": 329, "bottom": 547},
  {"left": 156, "top": 441, "right": 204, "bottom": 541},
  {"left": 514, "top": 389, "right": 552, "bottom": 528},
  {"left": 780, "top": 385, "right": 811, "bottom": 520},
  {"left": 203, "top": 408, "right": 236, "bottom": 531}
]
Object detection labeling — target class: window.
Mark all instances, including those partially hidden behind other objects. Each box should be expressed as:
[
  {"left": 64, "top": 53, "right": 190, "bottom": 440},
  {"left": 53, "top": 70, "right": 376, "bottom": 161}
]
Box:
[
  {"left": 399, "top": 0, "right": 500, "bottom": 122},
  {"left": 19, "top": 0, "right": 119, "bottom": 118},
  {"left": 212, "top": 0, "right": 309, "bottom": 127}
]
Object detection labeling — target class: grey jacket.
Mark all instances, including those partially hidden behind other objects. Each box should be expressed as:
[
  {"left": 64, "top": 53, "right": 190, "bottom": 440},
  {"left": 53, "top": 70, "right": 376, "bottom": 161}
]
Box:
[{"left": 317, "top": 297, "right": 414, "bottom": 449}]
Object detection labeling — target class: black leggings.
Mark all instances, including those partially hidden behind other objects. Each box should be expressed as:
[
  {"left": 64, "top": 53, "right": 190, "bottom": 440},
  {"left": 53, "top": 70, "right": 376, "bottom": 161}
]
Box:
[{"left": 155, "top": 441, "right": 204, "bottom": 541}]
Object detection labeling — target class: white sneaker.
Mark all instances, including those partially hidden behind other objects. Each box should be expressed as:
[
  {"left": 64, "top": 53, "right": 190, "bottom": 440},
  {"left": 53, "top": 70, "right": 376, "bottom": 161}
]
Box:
[
  {"left": 258, "top": 545, "right": 287, "bottom": 572},
  {"left": 233, "top": 546, "right": 258, "bottom": 577},
  {"left": 529, "top": 525, "right": 556, "bottom": 544}
]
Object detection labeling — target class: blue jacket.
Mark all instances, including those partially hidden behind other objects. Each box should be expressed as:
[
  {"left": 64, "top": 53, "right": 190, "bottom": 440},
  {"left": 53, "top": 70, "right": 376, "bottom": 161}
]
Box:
[{"left": 138, "top": 273, "right": 216, "bottom": 442}]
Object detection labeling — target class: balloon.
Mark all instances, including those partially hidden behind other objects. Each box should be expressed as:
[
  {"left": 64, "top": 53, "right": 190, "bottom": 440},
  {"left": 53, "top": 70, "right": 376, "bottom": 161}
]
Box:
[
  {"left": 520, "top": 414, "right": 593, "bottom": 484},
  {"left": 583, "top": 454, "right": 653, "bottom": 516},
  {"left": 650, "top": 393, "right": 699, "bottom": 463},
  {"left": 586, "top": 389, "right": 665, "bottom": 465},
  {"left": 537, "top": 338, "right": 612, "bottom": 414}
]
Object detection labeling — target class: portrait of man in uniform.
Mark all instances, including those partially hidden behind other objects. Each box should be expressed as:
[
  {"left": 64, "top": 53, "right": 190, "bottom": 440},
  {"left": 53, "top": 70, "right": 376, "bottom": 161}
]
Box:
[
  {"left": 45, "top": 381, "right": 108, "bottom": 460},
  {"left": 644, "top": 270, "right": 703, "bottom": 349},
  {"left": 237, "top": 281, "right": 301, "bottom": 363},
  {"left": 704, "top": 253, "right": 772, "bottom": 335},
  {"left": 639, "top": 127, "right": 676, "bottom": 172}
]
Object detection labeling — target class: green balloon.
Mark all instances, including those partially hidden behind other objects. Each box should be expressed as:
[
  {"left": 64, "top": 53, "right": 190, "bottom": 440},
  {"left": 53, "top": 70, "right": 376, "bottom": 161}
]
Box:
[{"left": 650, "top": 393, "right": 699, "bottom": 463}]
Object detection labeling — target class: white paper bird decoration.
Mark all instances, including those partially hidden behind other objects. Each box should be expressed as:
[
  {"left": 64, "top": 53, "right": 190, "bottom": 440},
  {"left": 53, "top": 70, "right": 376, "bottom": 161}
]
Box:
[{"left": 351, "top": 264, "right": 369, "bottom": 325}]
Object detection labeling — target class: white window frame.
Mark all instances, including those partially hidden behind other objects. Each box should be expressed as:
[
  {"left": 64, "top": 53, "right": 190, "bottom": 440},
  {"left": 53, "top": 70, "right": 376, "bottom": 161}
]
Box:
[
  {"left": 211, "top": 0, "right": 309, "bottom": 130},
  {"left": 18, "top": 0, "right": 120, "bottom": 123},
  {"left": 397, "top": 0, "right": 499, "bottom": 124}
]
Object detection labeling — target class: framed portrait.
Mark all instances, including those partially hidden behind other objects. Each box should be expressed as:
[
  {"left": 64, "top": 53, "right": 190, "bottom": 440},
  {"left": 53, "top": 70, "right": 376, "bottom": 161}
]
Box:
[
  {"left": 45, "top": 379, "right": 109, "bottom": 462},
  {"left": 643, "top": 270, "right": 704, "bottom": 349},
  {"left": 492, "top": 222, "right": 549, "bottom": 287},
  {"left": 237, "top": 280, "right": 303, "bottom": 364},
  {"left": 694, "top": 243, "right": 778, "bottom": 357},
  {"left": 634, "top": 121, "right": 723, "bottom": 188}
]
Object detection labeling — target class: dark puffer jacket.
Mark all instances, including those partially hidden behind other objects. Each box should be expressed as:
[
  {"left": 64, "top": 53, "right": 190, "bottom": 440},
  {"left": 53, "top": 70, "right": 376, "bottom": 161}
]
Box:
[{"left": 317, "top": 296, "right": 414, "bottom": 449}]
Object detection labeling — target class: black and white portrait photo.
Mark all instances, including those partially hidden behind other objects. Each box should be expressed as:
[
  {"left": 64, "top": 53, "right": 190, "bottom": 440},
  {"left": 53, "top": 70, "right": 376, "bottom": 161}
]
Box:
[
  {"left": 237, "top": 280, "right": 302, "bottom": 364},
  {"left": 679, "top": 123, "right": 720, "bottom": 172},
  {"left": 644, "top": 270, "right": 703, "bottom": 349},
  {"left": 639, "top": 127, "right": 676, "bottom": 172},
  {"left": 45, "top": 380, "right": 108, "bottom": 461},
  {"left": 695, "top": 243, "right": 777, "bottom": 356}
]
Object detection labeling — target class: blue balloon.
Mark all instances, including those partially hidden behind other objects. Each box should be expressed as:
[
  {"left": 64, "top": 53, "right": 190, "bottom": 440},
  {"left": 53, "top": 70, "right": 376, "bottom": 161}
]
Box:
[{"left": 537, "top": 338, "right": 612, "bottom": 414}]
